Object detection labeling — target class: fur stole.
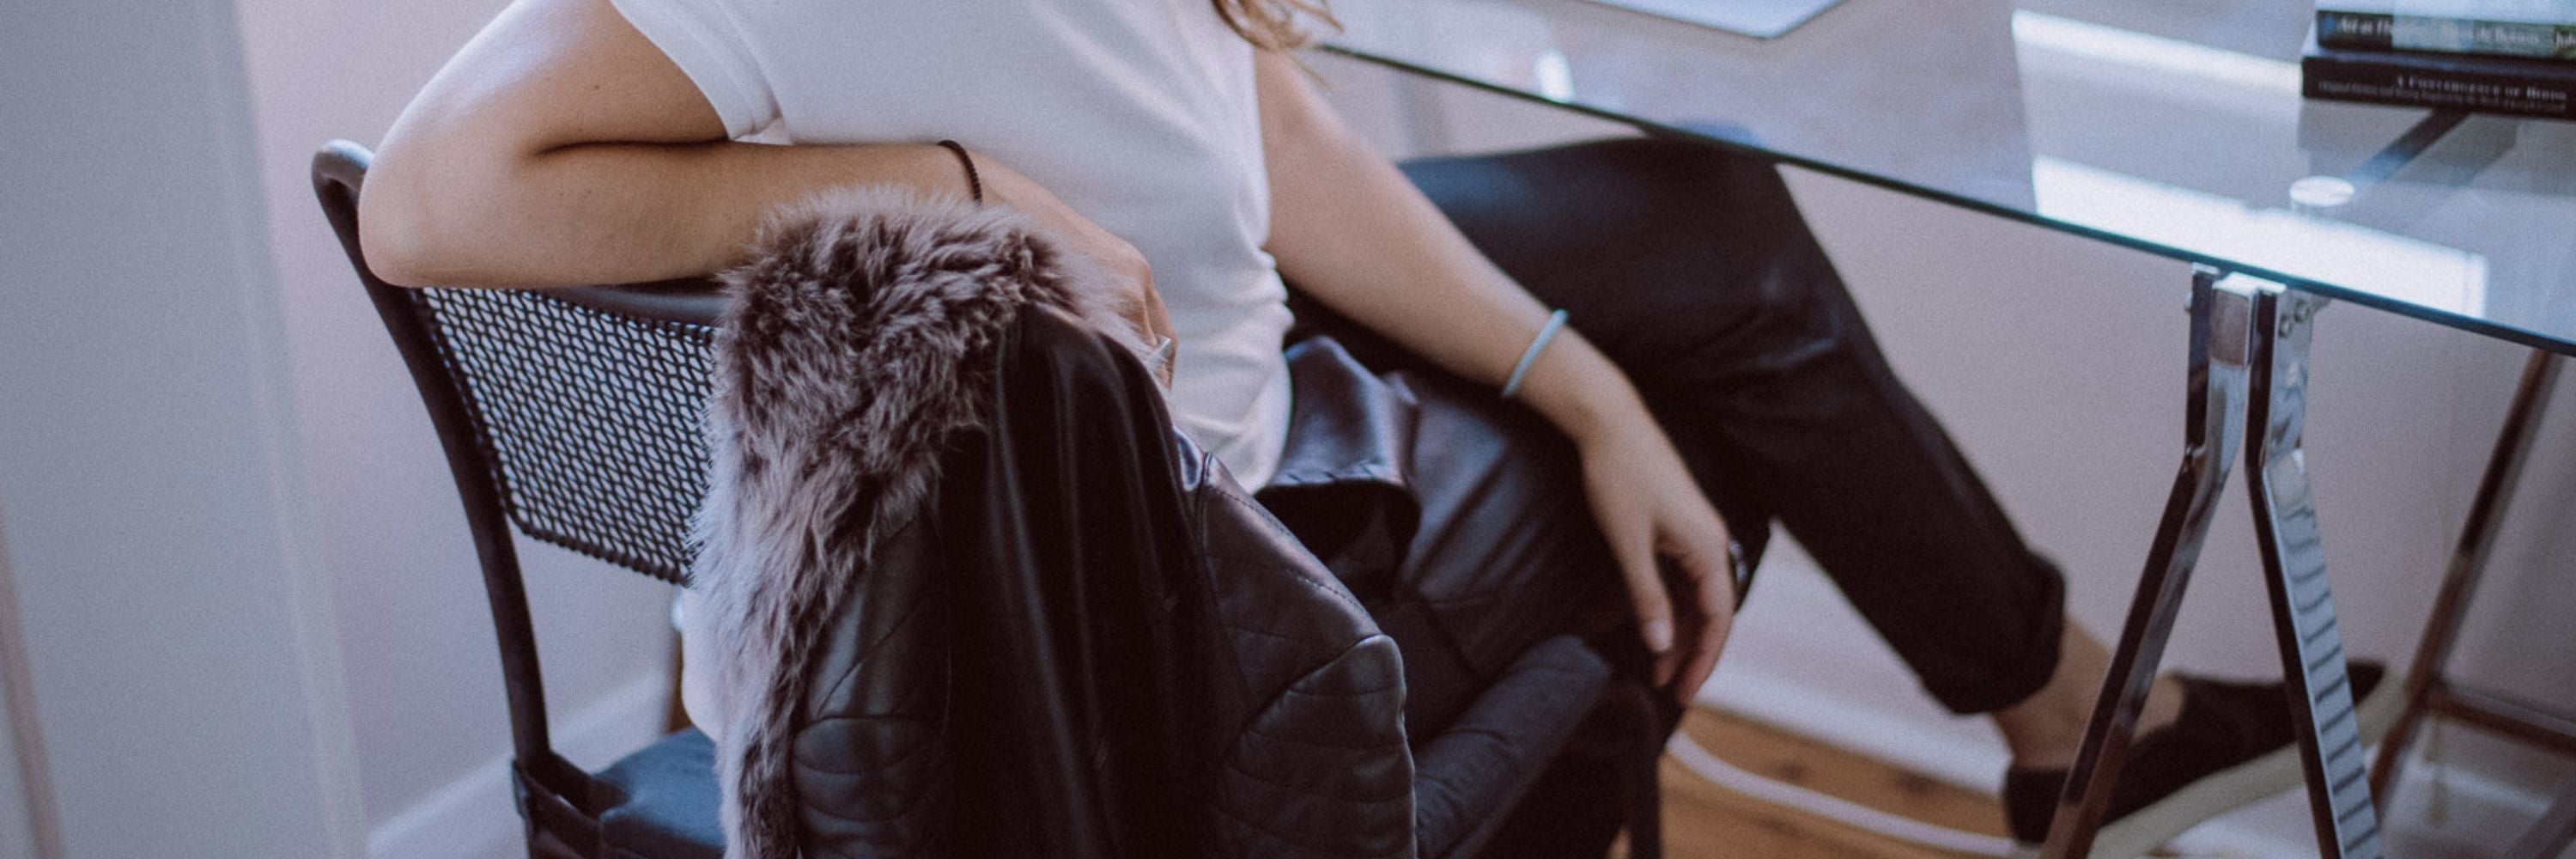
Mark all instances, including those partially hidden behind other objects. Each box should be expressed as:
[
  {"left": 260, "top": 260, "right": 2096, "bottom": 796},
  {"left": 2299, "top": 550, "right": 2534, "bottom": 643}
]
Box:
[{"left": 690, "top": 189, "right": 1146, "bottom": 858}]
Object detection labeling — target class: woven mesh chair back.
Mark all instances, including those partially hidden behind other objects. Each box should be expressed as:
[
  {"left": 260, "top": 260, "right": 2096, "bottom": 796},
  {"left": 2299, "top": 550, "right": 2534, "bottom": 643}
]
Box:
[{"left": 404, "top": 286, "right": 716, "bottom": 583}]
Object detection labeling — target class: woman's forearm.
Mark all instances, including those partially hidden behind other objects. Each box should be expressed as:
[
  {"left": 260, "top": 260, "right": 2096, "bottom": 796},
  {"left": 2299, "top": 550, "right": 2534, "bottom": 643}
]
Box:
[
  {"left": 1257, "top": 52, "right": 1654, "bottom": 445},
  {"left": 355, "top": 0, "right": 991, "bottom": 289},
  {"left": 362, "top": 137, "right": 972, "bottom": 288},
  {"left": 360, "top": 0, "right": 1169, "bottom": 338}
]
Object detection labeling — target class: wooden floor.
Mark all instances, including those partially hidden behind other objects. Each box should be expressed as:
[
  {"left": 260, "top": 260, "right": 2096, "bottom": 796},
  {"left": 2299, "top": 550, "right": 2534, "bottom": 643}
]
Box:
[{"left": 1612, "top": 709, "right": 2011, "bottom": 859}]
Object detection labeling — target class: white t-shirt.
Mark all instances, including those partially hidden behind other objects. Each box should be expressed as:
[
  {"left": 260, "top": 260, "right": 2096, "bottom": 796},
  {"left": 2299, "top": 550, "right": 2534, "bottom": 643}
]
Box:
[
  {"left": 612, "top": 0, "right": 1295, "bottom": 486},
  {"left": 617, "top": 0, "right": 1297, "bottom": 735}
]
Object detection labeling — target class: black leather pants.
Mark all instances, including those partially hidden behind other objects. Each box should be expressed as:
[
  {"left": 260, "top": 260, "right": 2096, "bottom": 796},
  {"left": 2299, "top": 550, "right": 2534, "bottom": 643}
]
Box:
[
  {"left": 1261, "top": 329, "right": 1662, "bottom": 856},
  {"left": 1266, "top": 138, "right": 2069, "bottom": 851}
]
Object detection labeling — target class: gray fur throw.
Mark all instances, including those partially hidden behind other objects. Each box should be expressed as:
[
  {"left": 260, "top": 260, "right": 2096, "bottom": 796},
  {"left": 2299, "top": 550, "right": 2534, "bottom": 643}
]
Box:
[{"left": 690, "top": 189, "right": 1147, "bottom": 859}]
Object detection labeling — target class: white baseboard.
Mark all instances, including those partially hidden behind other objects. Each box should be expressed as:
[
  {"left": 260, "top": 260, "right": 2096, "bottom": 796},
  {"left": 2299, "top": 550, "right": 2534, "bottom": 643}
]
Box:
[
  {"left": 1695, "top": 547, "right": 2018, "bottom": 796},
  {"left": 1704, "top": 661, "right": 2010, "bottom": 794},
  {"left": 368, "top": 671, "right": 672, "bottom": 859}
]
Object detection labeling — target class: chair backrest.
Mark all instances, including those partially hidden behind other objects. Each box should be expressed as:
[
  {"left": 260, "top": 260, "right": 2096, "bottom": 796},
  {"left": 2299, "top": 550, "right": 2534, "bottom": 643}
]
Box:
[
  {"left": 315, "top": 143, "right": 723, "bottom": 582},
  {"left": 396, "top": 279, "right": 719, "bottom": 580},
  {"left": 311, "top": 139, "right": 723, "bottom": 848}
]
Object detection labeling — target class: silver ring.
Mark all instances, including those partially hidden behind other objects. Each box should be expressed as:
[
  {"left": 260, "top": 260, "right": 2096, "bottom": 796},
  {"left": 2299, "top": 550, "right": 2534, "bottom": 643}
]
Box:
[
  {"left": 1146, "top": 336, "right": 1176, "bottom": 376},
  {"left": 1727, "top": 539, "right": 1752, "bottom": 606}
]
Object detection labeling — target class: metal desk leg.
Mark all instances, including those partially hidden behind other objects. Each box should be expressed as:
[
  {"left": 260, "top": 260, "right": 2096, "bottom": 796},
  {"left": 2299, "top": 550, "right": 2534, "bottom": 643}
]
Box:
[
  {"left": 2371, "top": 350, "right": 2566, "bottom": 802},
  {"left": 2245, "top": 286, "right": 2384, "bottom": 858},
  {"left": 2041, "top": 269, "right": 2256, "bottom": 859},
  {"left": 2503, "top": 779, "right": 2576, "bottom": 859}
]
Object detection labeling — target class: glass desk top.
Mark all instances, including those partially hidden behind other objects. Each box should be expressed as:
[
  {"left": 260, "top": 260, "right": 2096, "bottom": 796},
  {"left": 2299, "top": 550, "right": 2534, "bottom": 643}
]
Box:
[{"left": 1323, "top": 0, "right": 2576, "bottom": 355}]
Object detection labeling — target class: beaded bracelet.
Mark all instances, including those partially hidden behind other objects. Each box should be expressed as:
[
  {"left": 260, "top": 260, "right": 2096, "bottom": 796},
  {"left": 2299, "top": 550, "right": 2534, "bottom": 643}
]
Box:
[{"left": 934, "top": 139, "right": 983, "bottom": 204}]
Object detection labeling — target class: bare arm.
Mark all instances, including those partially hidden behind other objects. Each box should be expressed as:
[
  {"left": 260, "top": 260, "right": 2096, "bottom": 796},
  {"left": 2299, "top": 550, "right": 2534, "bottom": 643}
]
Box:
[
  {"left": 1258, "top": 49, "right": 1734, "bottom": 704},
  {"left": 362, "top": 0, "right": 1161, "bottom": 334},
  {"left": 363, "top": 0, "right": 929, "bottom": 285}
]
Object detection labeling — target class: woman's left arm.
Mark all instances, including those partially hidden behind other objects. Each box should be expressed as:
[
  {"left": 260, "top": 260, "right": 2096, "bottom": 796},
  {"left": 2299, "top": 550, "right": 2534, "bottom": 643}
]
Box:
[{"left": 1257, "top": 49, "right": 1733, "bottom": 705}]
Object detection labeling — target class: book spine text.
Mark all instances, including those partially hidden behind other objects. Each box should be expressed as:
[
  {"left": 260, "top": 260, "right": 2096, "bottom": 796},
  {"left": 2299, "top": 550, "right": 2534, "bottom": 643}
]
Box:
[
  {"left": 2318, "top": 10, "right": 2576, "bottom": 59},
  {"left": 2305, "top": 54, "right": 2575, "bottom": 118}
]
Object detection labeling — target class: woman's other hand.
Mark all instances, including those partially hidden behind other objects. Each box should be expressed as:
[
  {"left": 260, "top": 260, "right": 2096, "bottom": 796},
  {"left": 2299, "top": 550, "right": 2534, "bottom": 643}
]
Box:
[
  {"left": 1575, "top": 416, "right": 1736, "bottom": 709},
  {"left": 1254, "top": 46, "right": 1729, "bottom": 702},
  {"left": 977, "top": 161, "right": 1175, "bottom": 380}
]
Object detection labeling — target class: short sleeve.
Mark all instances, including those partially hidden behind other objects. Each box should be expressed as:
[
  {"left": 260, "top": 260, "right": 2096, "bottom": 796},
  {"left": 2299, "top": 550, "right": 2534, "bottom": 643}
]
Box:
[{"left": 608, "top": 0, "right": 780, "bottom": 138}]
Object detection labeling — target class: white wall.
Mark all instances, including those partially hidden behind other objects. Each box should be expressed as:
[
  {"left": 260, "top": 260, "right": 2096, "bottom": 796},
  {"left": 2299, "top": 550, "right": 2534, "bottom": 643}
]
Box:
[
  {"left": 0, "top": 716, "right": 27, "bottom": 859},
  {"left": 0, "top": 1, "right": 365, "bottom": 856},
  {"left": 0, "top": 529, "right": 39, "bottom": 859},
  {"left": 1309, "top": 48, "right": 2576, "bottom": 855},
  {"left": 227, "top": 0, "right": 681, "bottom": 855},
  {"left": 0, "top": 1, "right": 679, "bottom": 856}
]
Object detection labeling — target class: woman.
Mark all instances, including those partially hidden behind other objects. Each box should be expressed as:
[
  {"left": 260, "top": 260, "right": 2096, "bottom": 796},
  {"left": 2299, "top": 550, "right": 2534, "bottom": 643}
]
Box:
[{"left": 365, "top": 0, "right": 2369, "bottom": 853}]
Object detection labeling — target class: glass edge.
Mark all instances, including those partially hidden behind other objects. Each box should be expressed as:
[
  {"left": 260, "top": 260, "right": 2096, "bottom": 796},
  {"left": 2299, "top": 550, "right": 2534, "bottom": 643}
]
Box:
[{"left": 1317, "top": 44, "right": 2576, "bottom": 357}]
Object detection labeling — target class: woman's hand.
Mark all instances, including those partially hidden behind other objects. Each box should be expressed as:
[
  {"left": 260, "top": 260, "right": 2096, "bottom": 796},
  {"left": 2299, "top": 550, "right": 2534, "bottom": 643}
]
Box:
[
  {"left": 978, "top": 160, "right": 1176, "bottom": 381},
  {"left": 1251, "top": 46, "right": 1731, "bottom": 704},
  {"left": 1575, "top": 417, "right": 1737, "bottom": 709}
]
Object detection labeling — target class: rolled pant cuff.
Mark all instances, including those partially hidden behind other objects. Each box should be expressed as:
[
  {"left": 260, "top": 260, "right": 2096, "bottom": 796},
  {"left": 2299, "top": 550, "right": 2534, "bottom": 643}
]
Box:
[{"left": 1927, "top": 565, "right": 2067, "bottom": 716}]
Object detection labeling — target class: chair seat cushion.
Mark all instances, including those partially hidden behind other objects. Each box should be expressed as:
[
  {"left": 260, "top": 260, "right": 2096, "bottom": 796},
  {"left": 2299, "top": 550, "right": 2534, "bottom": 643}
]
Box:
[
  {"left": 596, "top": 728, "right": 723, "bottom": 859},
  {"left": 1412, "top": 636, "right": 1610, "bottom": 859}
]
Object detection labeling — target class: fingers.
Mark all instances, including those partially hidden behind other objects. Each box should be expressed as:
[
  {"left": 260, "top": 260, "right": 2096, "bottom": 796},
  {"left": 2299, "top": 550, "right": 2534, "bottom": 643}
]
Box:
[
  {"left": 1579, "top": 438, "right": 1735, "bottom": 703},
  {"left": 1667, "top": 540, "right": 1735, "bottom": 708},
  {"left": 1121, "top": 267, "right": 1160, "bottom": 343},
  {"left": 1642, "top": 504, "right": 1735, "bottom": 707},
  {"left": 1605, "top": 524, "right": 1678, "bottom": 677},
  {"left": 1139, "top": 271, "right": 1173, "bottom": 342},
  {"left": 1125, "top": 270, "right": 1175, "bottom": 385}
]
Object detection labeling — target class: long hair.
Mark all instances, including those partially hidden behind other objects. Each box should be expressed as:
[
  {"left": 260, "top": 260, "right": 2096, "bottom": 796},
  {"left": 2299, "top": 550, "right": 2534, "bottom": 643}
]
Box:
[{"left": 1211, "top": 0, "right": 1339, "bottom": 51}]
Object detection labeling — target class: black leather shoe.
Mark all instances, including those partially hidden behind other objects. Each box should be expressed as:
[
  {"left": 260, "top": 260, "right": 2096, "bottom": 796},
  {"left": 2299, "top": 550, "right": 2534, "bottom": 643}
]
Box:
[{"left": 2002, "top": 661, "right": 2397, "bottom": 858}]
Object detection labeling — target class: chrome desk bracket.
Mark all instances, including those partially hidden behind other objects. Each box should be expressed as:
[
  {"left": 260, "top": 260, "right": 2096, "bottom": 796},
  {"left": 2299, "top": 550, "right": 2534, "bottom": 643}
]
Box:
[
  {"left": 2244, "top": 285, "right": 2382, "bottom": 859},
  {"left": 2041, "top": 267, "right": 2255, "bottom": 859},
  {"left": 2371, "top": 350, "right": 2567, "bottom": 802}
]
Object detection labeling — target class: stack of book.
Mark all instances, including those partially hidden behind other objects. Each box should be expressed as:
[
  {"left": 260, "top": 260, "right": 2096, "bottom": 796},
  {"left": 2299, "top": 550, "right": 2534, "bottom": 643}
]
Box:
[{"left": 2302, "top": 0, "right": 2576, "bottom": 119}]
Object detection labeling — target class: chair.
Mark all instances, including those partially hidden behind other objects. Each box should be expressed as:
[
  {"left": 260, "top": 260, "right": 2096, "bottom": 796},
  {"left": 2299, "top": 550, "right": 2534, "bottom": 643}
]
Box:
[
  {"left": 315, "top": 138, "right": 1667, "bottom": 859},
  {"left": 315, "top": 141, "right": 730, "bottom": 858}
]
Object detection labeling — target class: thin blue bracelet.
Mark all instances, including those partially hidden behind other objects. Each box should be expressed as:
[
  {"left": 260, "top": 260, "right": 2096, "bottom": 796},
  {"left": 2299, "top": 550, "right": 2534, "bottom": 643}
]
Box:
[{"left": 1500, "top": 309, "right": 1570, "bottom": 399}]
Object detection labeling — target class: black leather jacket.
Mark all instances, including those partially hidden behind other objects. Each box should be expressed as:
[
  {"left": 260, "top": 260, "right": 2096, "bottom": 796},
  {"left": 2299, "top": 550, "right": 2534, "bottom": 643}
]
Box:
[
  {"left": 683, "top": 155, "right": 1644, "bottom": 859},
  {"left": 789, "top": 308, "right": 1611, "bottom": 859},
  {"left": 791, "top": 308, "right": 1398, "bottom": 858}
]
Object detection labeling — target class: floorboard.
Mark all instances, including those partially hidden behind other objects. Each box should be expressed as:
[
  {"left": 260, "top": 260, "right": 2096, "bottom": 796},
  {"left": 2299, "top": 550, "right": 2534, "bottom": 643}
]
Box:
[{"left": 1614, "top": 708, "right": 2008, "bottom": 859}]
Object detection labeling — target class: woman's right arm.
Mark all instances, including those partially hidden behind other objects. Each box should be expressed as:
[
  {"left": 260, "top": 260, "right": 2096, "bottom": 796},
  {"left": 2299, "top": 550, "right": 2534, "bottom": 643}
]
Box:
[{"left": 363, "top": 0, "right": 1160, "bottom": 308}]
